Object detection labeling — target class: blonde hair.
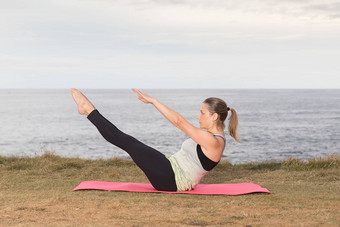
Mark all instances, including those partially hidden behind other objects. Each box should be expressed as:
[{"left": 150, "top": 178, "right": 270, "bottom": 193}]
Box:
[{"left": 203, "top": 97, "right": 241, "bottom": 143}]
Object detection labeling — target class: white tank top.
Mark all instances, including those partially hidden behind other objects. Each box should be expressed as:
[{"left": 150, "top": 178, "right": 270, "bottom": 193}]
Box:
[{"left": 167, "top": 134, "right": 226, "bottom": 191}]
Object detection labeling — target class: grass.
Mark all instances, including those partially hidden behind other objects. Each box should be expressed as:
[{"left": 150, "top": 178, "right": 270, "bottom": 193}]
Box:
[{"left": 0, "top": 153, "right": 339, "bottom": 226}]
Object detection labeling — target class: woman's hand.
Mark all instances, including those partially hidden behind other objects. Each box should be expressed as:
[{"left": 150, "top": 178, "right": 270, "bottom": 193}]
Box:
[{"left": 132, "top": 88, "right": 156, "bottom": 104}]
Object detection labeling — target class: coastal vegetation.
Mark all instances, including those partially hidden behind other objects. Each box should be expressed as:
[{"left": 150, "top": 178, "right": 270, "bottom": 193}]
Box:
[{"left": 0, "top": 153, "right": 339, "bottom": 226}]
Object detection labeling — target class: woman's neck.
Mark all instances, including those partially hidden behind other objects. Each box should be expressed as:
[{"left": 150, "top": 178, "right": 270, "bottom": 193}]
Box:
[{"left": 207, "top": 126, "right": 224, "bottom": 135}]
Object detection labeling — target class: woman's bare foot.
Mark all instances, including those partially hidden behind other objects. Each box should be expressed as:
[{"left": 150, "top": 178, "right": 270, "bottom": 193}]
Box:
[{"left": 70, "top": 88, "right": 95, "bottom": 116}]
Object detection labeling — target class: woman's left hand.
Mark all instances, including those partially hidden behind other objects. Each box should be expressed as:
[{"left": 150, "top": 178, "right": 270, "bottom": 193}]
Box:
[{"left": 132, "top": 88, "right": 156, "bottom": 104}]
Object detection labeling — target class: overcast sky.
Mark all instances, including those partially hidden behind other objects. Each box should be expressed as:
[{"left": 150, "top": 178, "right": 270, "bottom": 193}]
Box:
[{"left": 1, "top": 0, "right": 340, "bottom": 89}]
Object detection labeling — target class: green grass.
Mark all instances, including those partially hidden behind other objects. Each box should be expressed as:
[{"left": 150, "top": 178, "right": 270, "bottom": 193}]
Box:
[{"left": 0, "top": 152, "right": 339, "bottom": 226}]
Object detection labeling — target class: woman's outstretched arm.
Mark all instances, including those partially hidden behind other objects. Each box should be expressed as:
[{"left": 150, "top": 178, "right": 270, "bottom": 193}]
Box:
[
  {"left": 132, "top": 89, "right": 224, "bottom": 160},
  {"left": 132, "top": 88, "right": 185, "bottom": 128}
]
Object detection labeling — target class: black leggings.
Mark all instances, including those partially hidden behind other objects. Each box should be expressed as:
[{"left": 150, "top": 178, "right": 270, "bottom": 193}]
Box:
[{"left": 87, "top": 109, "right": 177, "bottom": 191}]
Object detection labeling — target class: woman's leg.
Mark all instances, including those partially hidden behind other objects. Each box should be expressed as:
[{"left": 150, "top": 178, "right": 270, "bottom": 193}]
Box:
[
  {"left": 71, "top": 89, "right": 177, "bottom": 191},
  {"left": 88, "top": 110, "right": 177, "bottom": 191}
]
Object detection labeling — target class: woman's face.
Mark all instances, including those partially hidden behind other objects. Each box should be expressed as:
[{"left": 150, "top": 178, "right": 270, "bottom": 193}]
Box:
[{"left": 197, "top": 103, "right": 215, "bottom": 129}]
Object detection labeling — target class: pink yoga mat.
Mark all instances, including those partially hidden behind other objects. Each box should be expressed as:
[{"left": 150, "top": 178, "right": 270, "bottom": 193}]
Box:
[{"left": 73, "top": 181, "right": 271, "bottom": 195}]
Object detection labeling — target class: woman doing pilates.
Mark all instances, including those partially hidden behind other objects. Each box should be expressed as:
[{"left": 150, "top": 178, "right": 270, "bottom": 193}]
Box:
[{"left": 71, "top": 88, "right": 241, "bottom": 192}]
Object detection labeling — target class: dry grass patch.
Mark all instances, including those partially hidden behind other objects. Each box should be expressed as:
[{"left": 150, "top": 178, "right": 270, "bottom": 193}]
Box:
[{"left": 0, "top": 153, "right": 339, "bottom": 226}]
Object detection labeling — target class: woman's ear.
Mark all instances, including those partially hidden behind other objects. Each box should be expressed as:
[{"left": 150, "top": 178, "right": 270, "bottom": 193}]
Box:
[{"left": 212, "top": 113, "right": 219, "bottom": 121}]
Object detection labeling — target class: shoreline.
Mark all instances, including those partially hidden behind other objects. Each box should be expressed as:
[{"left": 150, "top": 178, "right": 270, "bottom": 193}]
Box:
[{"left": 1, "top": 152, "right": 340, "bottom": 168}]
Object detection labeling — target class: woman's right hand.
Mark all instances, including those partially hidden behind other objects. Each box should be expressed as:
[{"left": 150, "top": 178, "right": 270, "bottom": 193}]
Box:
[{"left": 132, "top": 88, "right": 156, "bottom": 104}]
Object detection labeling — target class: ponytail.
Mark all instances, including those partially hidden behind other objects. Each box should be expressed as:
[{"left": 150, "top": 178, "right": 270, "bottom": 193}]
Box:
[{"left": 228, "top": 108, "right": 241, "bottom": 143}]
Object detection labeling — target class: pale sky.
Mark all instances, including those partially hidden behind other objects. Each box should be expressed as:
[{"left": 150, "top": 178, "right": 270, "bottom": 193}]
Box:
[{"left": 1, "top": 0, "right": 340, "bottom": 89}]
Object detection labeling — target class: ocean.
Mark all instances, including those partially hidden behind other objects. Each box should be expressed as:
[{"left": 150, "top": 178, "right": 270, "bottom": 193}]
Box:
[{"left": 0, "top": 89, "right": 339, "bottom": 164}]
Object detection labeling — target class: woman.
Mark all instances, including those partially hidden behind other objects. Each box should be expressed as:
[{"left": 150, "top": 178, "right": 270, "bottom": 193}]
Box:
[{"left": 71, "top": 88, "right": 241, "bottom": 192}]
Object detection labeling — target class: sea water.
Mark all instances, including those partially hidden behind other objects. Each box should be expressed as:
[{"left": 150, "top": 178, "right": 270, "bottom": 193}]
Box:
[{"left": 0, "top": 89, "right": 339, "bottom": 164}]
